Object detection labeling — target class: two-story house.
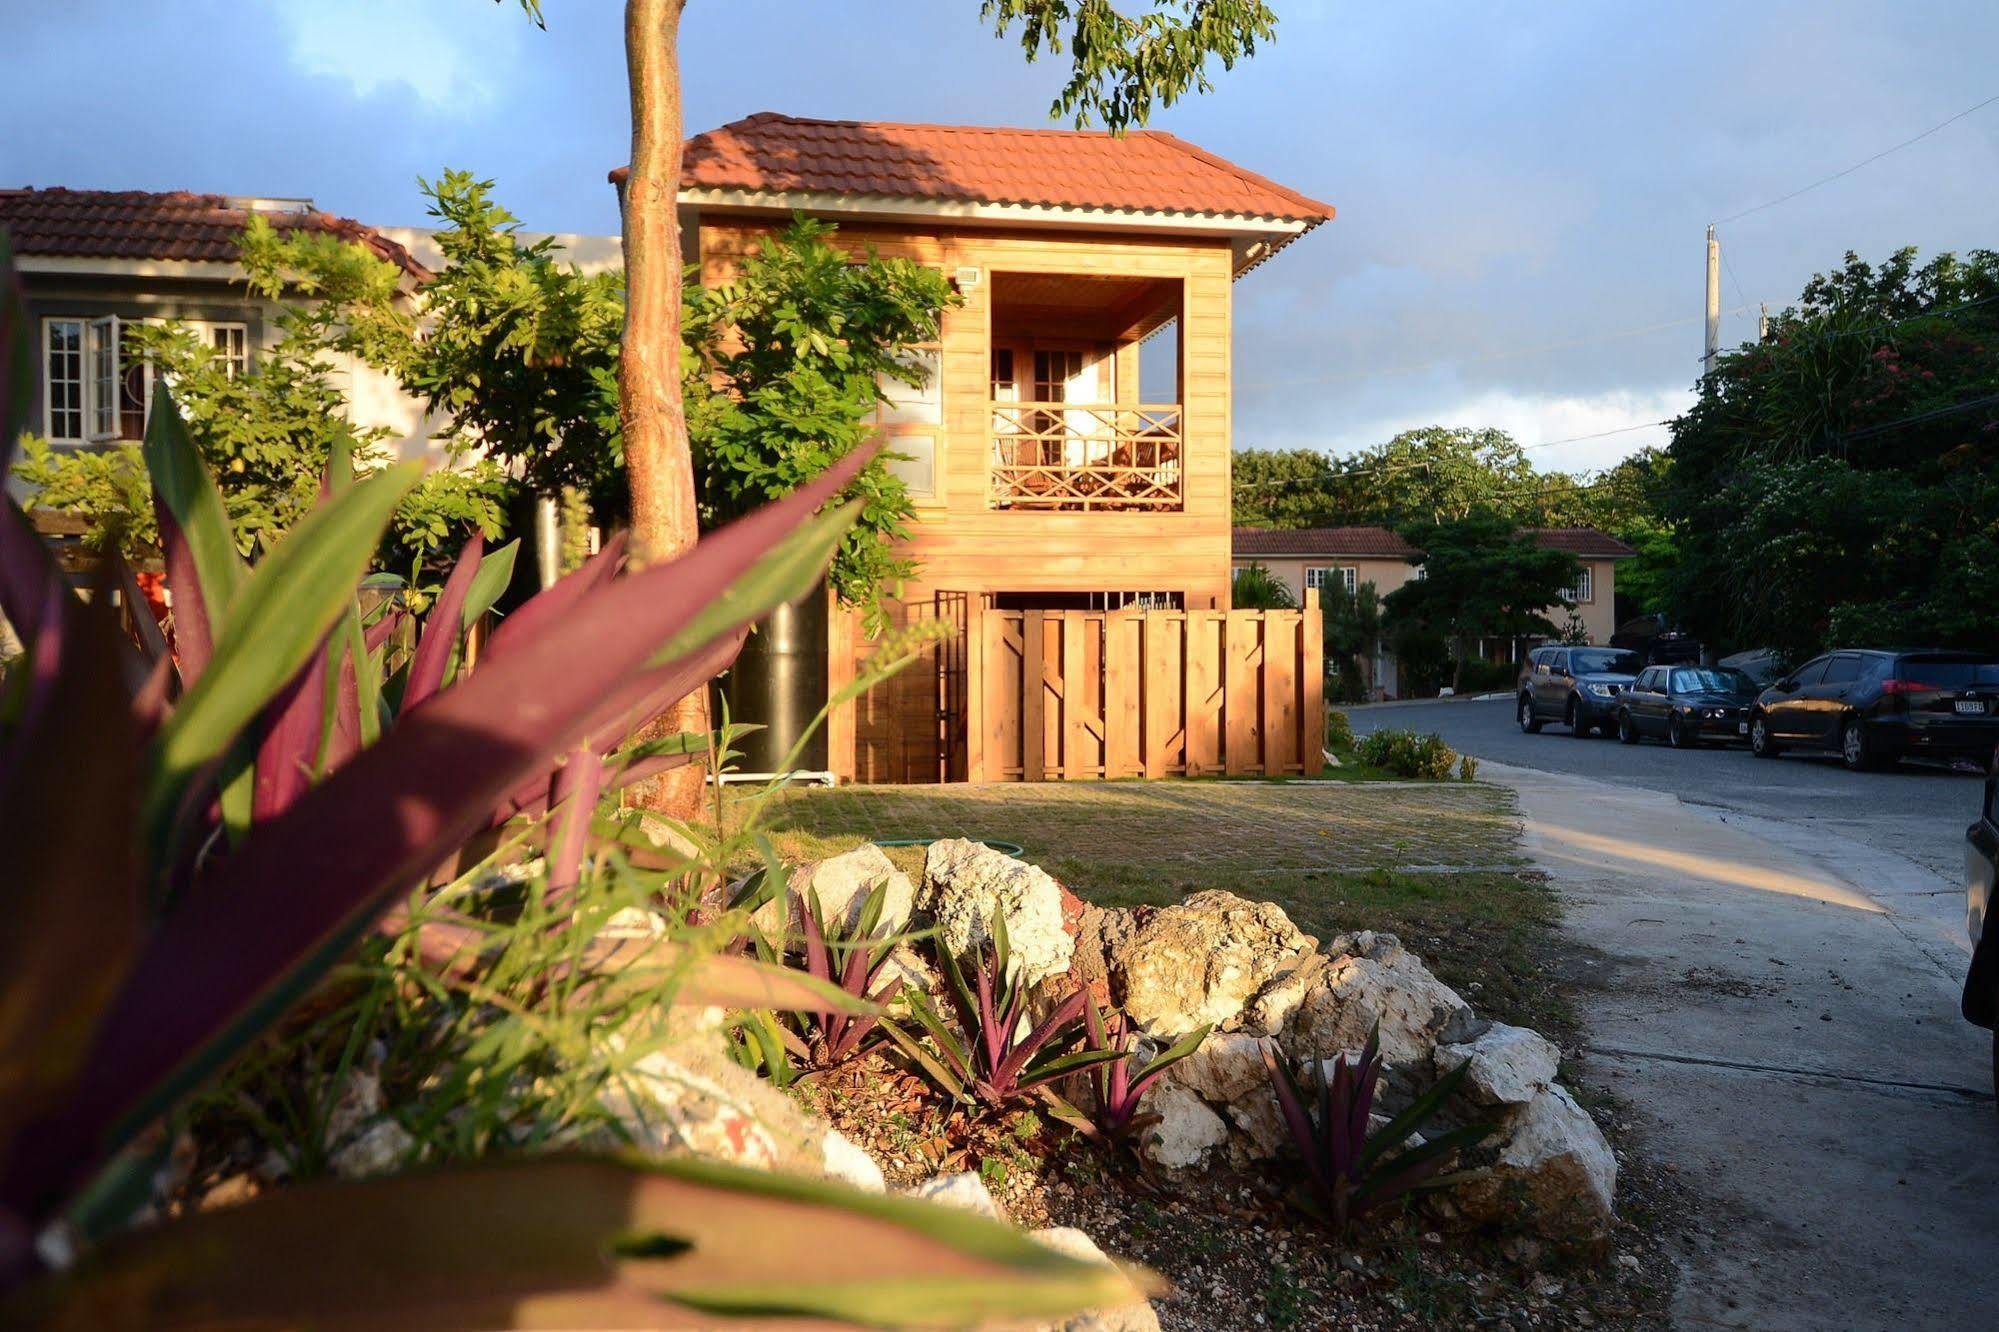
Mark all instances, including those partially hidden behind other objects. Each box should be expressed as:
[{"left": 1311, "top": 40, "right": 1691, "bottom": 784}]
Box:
[
  {"left": 667, "top": 113, "right": 1336, "bottom": 782},
  {"left": 1232, "top": 524, "right": 1636, "bottom": 697}
]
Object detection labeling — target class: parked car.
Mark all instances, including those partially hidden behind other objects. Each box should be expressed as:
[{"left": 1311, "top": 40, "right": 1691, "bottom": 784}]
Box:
[
  {"left": 1517, "top": 644, "right": 1644, "bottom": 737},
  {"left": 1962, "top": 749, "right": 1998, "bottom": 1106},
  {"left": 1748, "top": 649, "right": 1999, "bottom": 771},
  {"left": 1616, "top": 665, "right": 1761, "bottom": 747}
]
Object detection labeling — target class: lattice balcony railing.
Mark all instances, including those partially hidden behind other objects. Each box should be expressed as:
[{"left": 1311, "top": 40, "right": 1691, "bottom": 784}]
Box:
[{"left": 988, "top": 402, "right": 1184, "bottom": 511}]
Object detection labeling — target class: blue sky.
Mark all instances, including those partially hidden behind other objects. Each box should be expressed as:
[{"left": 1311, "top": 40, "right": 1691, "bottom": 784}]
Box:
[{"left": 10, "top": 0, "right": 1997, "bottom": 472}]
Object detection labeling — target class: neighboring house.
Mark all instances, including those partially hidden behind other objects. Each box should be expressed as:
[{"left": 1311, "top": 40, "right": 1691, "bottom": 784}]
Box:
[
  {"left": 0, "top": 187, "right": 444, "bottom": 462},
  {"left": 1232, "top": 524, "right": 1635, "bottom": 697},
  {"left": 660, "top": 112, "right": 1335, "bottom": 781}
]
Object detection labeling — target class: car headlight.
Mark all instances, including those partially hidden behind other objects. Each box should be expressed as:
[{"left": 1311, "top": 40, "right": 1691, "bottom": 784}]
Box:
[
  {"left": 1582, "top": 683, "right": 1612, "bottom": 697},
  {"left": 1705, "top": 708, "right": 1724, "bottom": 719}
]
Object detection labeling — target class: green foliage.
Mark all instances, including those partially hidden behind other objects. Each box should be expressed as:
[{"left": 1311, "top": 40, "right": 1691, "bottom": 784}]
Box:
[
  {"left": 685, "top": 214, "right": 958, "bottom": 623},
  {"left": 1662, "top": 246, "right": 1999, "bottom": 658},
  {"left": 1458, "top": 752, "right": 1479, "bottom": 782},
  {"left": 14, "top": 436, "right": 155, "bottom": 551},
  {"left": 1352, "top": 729, "right": 1462, "bottom": 781},
  {"left": 984, "top": 0, "right": 1279, "bottom": 129},
  {"left": 1381, "top": 513, "right": 1578, "bottom": 691},
  {"left": 1320, "top": 577, "right": 1380, "bottom": 703},
  {"left": 1231, "top": 560, "right": 1297, "bottom": 609},
  {"left": 1324, "top": 708, "right": 1355, "bottom": 751},
  {"left": 1230, "top": 446, "right": 1354, "bottom": 528}
]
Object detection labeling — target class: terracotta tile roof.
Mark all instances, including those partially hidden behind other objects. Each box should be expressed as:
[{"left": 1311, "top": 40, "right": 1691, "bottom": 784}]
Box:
[
  {"left": 1233, "top": 525, "right": 1636, "bottom": 560},
  {"left": 1522, "top": 528, "right": 1638, "bottom": 559},
  {"left": 1233, "top": 526, "right": 1418, "bottom": 559},
  {"left": 0, "top": 187, "right": 430, "bottom": 280},
  {"left": 638, "top": 113, "right": 1335, "bottom": 223}
]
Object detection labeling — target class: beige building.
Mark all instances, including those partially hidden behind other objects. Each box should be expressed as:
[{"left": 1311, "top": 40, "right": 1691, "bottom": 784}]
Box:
[{"left": 1232, "top": 525, "right": 1635, "bottom": 698}]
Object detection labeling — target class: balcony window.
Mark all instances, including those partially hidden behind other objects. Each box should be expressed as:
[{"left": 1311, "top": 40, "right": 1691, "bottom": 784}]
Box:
[{"left": 39, "top": 316, "right": 250, "bottom": 444}]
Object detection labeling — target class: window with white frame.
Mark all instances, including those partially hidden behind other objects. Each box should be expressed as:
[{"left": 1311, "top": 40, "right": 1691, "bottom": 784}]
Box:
[
  {"left": 38, "top": 317, "right": 249, "bottom": 443},
  {"left": 1304, "top": 566, "right": 1359, "bottom": 596},
  {"left": 1561, "top": 566, "right": 1593, "bottom": 603}
]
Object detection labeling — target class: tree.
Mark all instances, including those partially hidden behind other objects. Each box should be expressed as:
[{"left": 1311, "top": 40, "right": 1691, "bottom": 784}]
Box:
[
  {"left": 1230, "top": 561, "right": 1296, "bottom": 609},
  {"left": 1232, "top": 427, "right": 1543, "bottom": 531},
  {"left": 1660, "top": 246, "right": 1999, "bottom": 659},
  {"left": 1231, "top": 447, "right": 1355, "bottom": 527},
  {"left": 684, "top": 215, "right": 958, "bottom": 627},
  {"left": 1381, "top": 513, "right": 1578, "bottom": 692},
  {"left": 1321, "top": 578, "right": 1381, "bottom": 702}
]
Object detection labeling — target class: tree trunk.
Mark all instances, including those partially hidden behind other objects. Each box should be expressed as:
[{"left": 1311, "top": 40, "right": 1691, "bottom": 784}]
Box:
[{"left": 621, "top": 0, "right": 706, "bottom": 817}]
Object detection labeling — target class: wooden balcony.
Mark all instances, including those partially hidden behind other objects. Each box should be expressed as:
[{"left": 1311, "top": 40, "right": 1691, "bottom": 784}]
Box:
[{"left": 988, "top": 402, "right": 1184, "bottom": 511}]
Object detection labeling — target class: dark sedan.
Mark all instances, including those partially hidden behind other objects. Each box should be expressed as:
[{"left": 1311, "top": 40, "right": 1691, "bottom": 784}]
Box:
[
  {"left": 1615, "top": 665, "right": 1761, "bottom": 748},
  {"left": 1749, "top": 649, "right": 1999, "bottom": 771}
]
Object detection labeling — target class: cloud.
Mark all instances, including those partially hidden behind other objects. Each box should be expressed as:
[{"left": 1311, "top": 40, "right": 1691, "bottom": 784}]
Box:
[{"left": 275, "top": 0, "right": 530, "bottom": 112}]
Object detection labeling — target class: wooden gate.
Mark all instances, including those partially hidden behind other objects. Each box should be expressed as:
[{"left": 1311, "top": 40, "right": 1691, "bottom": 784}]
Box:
[{"left": 968, "top": 597, "right": 1323, "bottom": 781}]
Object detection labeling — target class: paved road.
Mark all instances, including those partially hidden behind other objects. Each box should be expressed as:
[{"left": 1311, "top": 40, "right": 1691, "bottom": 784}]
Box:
[{"left": 1348, "top": 695, "right": 1982, "bottom": 891}]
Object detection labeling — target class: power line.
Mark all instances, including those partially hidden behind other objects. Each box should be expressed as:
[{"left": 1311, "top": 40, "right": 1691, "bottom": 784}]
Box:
[{"left": 1715, "top": 89, "right": 1999, "bottom": 225}]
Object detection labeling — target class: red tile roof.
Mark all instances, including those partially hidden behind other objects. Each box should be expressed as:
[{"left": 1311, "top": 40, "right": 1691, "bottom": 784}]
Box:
[
  {"left": 0, "top": 187, "right": 430, "bottom": 280},
  {"left": 1521, "top": 528, "right": 1638, "bottom": 559},
  {"left": 643, "top": 113, "right": 1335, "bottom": 223},
  {"left": 1233, "top": 526, "right": 1418, "bottom": 559},
  {"left": 1233, "top": 526, "right": 1636, "bottom": 560}
]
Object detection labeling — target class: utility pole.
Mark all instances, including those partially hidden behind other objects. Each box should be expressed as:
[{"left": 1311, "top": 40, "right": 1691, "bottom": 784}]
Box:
[
  {"left": 1704, "top": 223, "right": 1721, "bottom": 376},
  {"left": 1758, "top": 301, "right": 1770, "bottom": 343}
]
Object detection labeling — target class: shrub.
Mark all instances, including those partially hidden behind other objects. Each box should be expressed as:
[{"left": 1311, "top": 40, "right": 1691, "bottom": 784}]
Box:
[
  {"left": 1354, "top": 728, "right": 1460, "bottom": 780},
  {"left": 1458, "top": 753, "right": 1481, "bottom": 782},
  {"left": 1325, "top": 708, "right": 1356, "bottom": 751},
  {"left": 1260, "top": 1026, "right": 1493, "bottom": 1232},
  {"left": 1050, "top": 998, "right": 1209, "bottom": 1150},
  {"left": 1454, "top": 658, "right": 1521, "bottom": 695}
]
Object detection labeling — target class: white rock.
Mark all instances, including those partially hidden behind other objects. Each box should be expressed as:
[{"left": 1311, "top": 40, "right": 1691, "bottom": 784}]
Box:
[
  {"left": 1156, "top": 1031, "right": 1285, "bottom": 1160},
  {"left": 820, "top": 1128, "right": 886, "bottom": 1194},
  {"left": 324, "top": 1069, "right": 415, "bottom": 1180},
  {"left": 1111, "top": 891, "right": 1317, "bottom": 1036},
  {"left": 752, "top": 844, "right": 917, "bottom": 943},
  {"left": 1027, "top": 1228, "right": 1162, "bottom": 1332},
  {"left": 1434, "top": 1022, "right": 1561, "bottom": 1106},
  {"left": 600, "top": 906, "right": 669, "bottom": 938},
  {"left": 919, "top": 839, "right": 1073, "bottom": 987},
  {"left": 609, "top": 1040, "right": 820, "bottom": 1174},
  {"left": 1276, "top": 940, "right": 1480, "bottom": 1068},
  {"left": 1140, "top": 1082, "right": 1230, "bottom": 1169},
  {"left": 904, "top": 1170, "right": 1005, "bottom": 1221},
  {"left": 1449, "top": 1084, "right": 1617, "bottom": 1242}
]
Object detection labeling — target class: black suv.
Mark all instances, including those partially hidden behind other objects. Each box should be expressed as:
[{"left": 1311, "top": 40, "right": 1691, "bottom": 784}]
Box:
[
  {"left": 1517, "top": 645, "right": 1644, "bottom": 737},
  {"left": 1748, "top": 649, "right": 1999, "bottom": 770}
]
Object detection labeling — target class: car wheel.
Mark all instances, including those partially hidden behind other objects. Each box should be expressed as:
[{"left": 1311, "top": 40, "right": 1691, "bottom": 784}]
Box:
[
  {"left": 1668, "top": 713, "right": 1692, "bottom": 748},
  {"left": 1750, "top": 713, "right": 1781, "bottom": 759},
  {"left": 1841, "top": 717, "right": 1879, "bottom": 772},
  {"left": 1617, "top": 710, "right": 1639, "bottom": 745},
  {"left": 1566, "top": 698, "right": 1591, "bottom": 736},
  {"left": 1518, "top": 696, "right": 1542, "bottom": 734}
]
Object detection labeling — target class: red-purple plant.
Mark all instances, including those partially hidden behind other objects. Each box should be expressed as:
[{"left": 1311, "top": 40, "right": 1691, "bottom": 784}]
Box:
[
  {"left": 790, "top": 879, "right": 904, "bottom": 1070},
  {"left": 1260, "top": 1025, "right": 1493, "bottom": 1232},
  {"left": 1055, "top": 997, "right": 1209, "bottom": 1148},
  {"left": 883, "top": 912, "right": 1121, "bottom": 1108}
]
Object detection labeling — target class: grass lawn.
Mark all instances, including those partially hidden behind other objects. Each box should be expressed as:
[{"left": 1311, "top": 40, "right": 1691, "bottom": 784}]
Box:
[{"left": 736, "top": 778, "right": 1570, "bottom": 1034}]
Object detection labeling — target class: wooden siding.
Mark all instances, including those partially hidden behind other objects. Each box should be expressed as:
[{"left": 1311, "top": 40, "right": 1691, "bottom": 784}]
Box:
[{"left": 971, "top": 598, "right": 1323, "bottom": 781}]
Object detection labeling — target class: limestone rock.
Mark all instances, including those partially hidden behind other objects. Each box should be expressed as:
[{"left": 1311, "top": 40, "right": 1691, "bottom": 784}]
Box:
[
  {"left": 1449, "top": 1085, "right": 1617, "bottom": 1243},
  {"left": 610, "top": 1037, "right": 823, "bottom": 1176},
  {"left": 751, "top": 844, "right": 916, "bottom": 942},
  {"left": 820, "top": 1128, "right": 886, "bottom": 1194},
  {"left": 1139, "top": 1082, "right": 1229, "bottom": 1169},
  {"left": 1276, "top": 936, "right": 1480, "bottom": 1068},
  {"left": 920, "top": 839, "right": 1073, "bottom": 987},
  {"left": 1027, "top": 1228, "right": 1162, "bottom": 1332},
  {"left": 1156, "top": 1031, "right": 1285, "bottom": 1160},
  {"left": 1435, "top": 1022, "right": 1561, "bottom": 1106},
  {"left": 904, "top": 1170, "right": 1005, "bottom": 1221},
  {"left": 1111, "top": 891, "right": 1317, "bottom": 1036},
  {"left": 324, "top": 1067, "right": 415, "bottom": 1180}
]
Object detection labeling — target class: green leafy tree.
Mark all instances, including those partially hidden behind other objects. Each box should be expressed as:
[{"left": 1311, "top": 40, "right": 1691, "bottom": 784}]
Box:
[
  {"left": 683, "top": 214, "right": 958, "bottom": 624},
  {"left": 1321, "top": 578, "right": 1381, "bottom": 702},
  {"left": 1381, "top": 513, "right": 1579, "bottom": 692},
  {"left": 1230, "top": 561, "right": 1297, "bottom": 609},
  {"left": 1661, "top": 246, "right": 1999, "bottom": 657},
  {"left": 1231, "top": 447, "right": 1358, "bottom": 527},
  {"left": 1345, "top": 426, "right": 1540, "bottom": 526}
]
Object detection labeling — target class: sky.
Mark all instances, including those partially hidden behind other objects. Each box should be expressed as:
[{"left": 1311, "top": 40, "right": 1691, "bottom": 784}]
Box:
[{"left": 9, "top": 0, "right": 1998, "bottom": 475}]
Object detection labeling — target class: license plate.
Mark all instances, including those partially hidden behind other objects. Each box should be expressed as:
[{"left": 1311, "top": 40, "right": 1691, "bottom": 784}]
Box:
[
  {"left": 1737, "top": 721, "right": 1749, "bottom": 734},
  {"left": 1956, "top": 700, "right": 1987, "bottom": 715}
]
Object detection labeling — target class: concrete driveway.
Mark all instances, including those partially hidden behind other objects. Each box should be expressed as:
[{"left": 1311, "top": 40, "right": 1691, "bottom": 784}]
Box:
[{"left": 1486, "top": 759, "right": 1996, "bottom": 1328}]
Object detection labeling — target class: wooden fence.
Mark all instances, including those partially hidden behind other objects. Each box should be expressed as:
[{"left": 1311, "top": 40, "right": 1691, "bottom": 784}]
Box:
[{"left": 968, "top": 595, "right": 1323, "bottom": 781}]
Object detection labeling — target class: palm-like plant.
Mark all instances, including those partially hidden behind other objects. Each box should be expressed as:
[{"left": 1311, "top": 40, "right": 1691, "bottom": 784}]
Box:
[{"left": 1053, "top": 998, "right": 1210, "bottom": 1149}]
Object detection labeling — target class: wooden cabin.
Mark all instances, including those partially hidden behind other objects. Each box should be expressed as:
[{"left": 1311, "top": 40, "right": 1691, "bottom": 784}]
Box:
[{"left": 672, "top": 114, "right": 1335, "bottom": 782}]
